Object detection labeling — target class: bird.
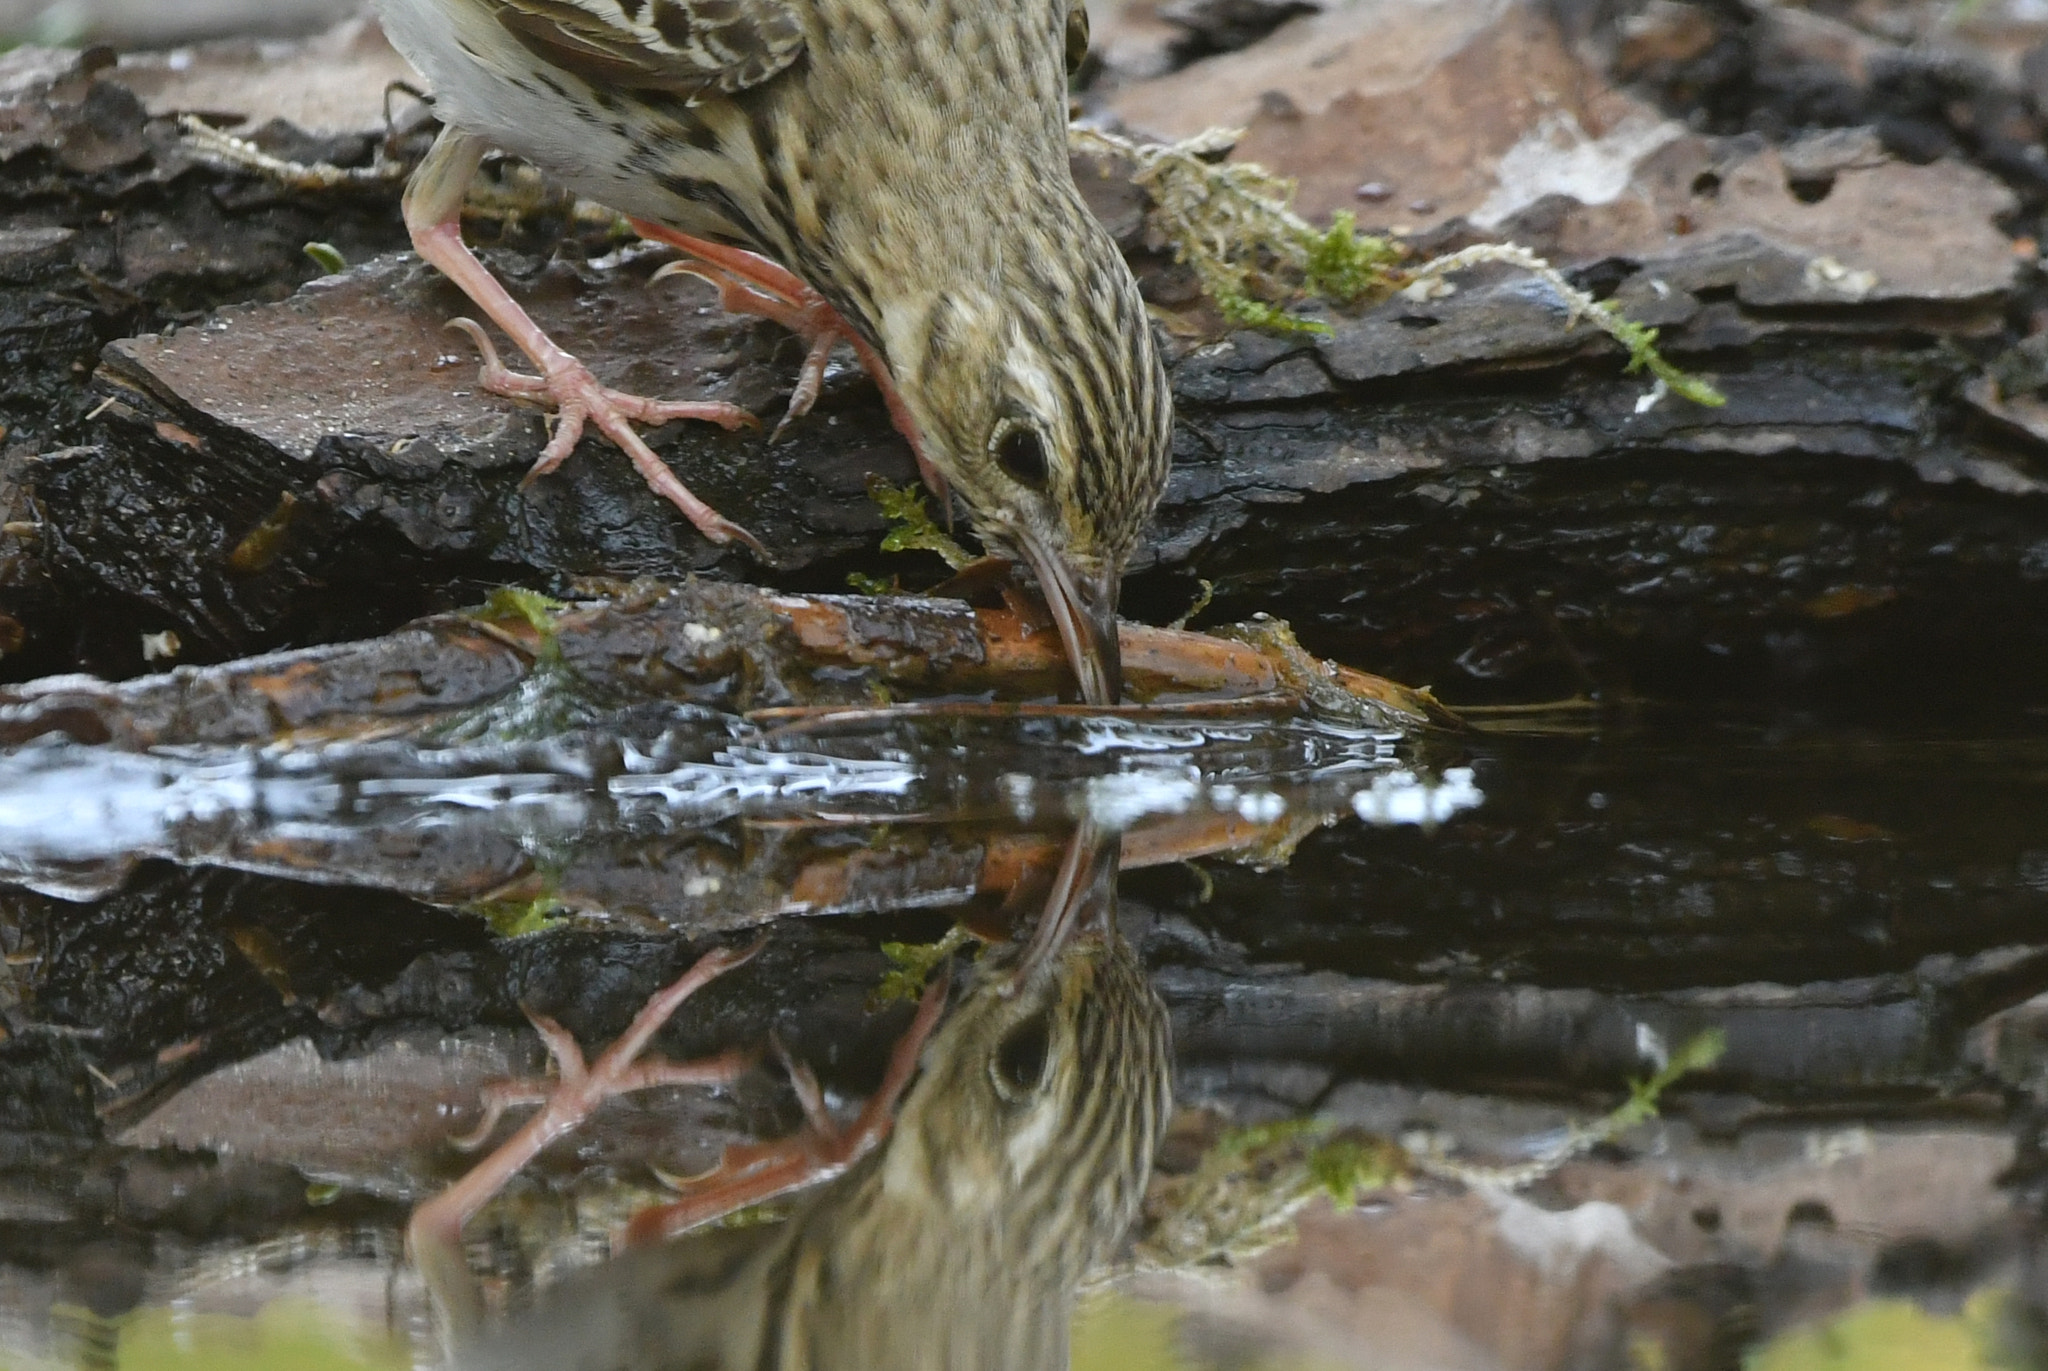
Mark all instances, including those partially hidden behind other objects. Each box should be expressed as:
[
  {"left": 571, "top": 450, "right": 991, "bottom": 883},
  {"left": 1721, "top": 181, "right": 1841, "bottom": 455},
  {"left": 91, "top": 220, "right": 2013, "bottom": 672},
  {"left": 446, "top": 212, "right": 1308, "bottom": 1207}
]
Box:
[
  {"left": 369, "top": 0, "right": 1176, "bottom": 705},
  {"left": 409, "top": 823, "right": 1173, "bottom": 1370}
]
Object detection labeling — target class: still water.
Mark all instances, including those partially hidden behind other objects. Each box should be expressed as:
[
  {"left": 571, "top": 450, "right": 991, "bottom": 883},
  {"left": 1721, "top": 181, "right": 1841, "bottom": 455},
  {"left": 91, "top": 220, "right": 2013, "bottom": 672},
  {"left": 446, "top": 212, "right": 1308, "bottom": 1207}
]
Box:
[{"left": 0, "top": 640, "right": 2044, "bottom": 1368}]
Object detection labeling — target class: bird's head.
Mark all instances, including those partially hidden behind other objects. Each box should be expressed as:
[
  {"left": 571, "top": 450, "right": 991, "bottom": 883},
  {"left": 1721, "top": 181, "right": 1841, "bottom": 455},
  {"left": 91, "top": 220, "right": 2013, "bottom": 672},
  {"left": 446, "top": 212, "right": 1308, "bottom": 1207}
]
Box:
[
  {"left": 884, "top": 825, "right": 1173, "bottom": 1264},
  {"left": 872, "top": 212, "right": 1173, "bottom": 705}
]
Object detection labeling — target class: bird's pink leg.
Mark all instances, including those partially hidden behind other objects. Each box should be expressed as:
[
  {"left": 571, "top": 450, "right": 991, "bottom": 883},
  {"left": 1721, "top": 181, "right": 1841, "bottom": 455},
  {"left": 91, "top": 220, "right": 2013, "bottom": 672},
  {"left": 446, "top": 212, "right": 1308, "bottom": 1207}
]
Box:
[
  {"left": 403, "top": 131, "right": 765, "bottom": 554},
  {"left": 619, "top": 969, "right": 950, "bottom": 1248},
  {"left": 407, "top": 940, "right": 762, "bottom": 1339},
  {"left": 629, "top": 221, "right": 953, "bottom": 512}
]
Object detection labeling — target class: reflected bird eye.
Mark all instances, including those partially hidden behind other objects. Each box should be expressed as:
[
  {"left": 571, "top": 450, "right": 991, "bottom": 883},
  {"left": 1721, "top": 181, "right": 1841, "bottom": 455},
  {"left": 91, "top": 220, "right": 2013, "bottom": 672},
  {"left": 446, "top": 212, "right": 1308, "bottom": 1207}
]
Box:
[{"left": 993, "top": 1013, "right": 1053, "bottom": 1095}]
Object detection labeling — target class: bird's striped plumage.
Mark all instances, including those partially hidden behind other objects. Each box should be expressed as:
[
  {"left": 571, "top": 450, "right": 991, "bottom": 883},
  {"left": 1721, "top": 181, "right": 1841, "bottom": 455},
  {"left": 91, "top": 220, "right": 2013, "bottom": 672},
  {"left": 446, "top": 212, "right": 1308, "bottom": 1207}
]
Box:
[
  {"left": 483, "top": 0, "right": 805, "bottom": 94},
  {"left": 375, "top": 0, "right": 1171, "bottom": 701},
  {"left": 456, "top": 837, "right": 1173, "bottom": 1370}
]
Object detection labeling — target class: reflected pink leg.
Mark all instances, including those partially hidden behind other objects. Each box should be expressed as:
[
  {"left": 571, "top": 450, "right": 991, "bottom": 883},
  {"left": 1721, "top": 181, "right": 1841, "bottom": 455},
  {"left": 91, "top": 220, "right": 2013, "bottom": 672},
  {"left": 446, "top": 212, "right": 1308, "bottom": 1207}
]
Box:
[
  {"left": 407, "top": 939, "right": 764, "bottom": 1323},
  {"left": 620, "top": 969, "right": 950, "bottom": 1247}
]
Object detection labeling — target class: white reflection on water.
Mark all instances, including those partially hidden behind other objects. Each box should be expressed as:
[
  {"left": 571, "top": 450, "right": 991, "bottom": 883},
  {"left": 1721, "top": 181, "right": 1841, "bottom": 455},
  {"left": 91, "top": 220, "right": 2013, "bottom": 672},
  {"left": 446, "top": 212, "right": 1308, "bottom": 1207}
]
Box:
[
  {"left": 1083, "top": 769, "right": 1204, "bottom": 826},
  {"left": 606, "top": 747, "right": 918, "bottom": 805},
  {"left": 0, "top": 712, "right": 1485, "bottom": 899},
  {"left": 1350, "top": 766, "right": 1483, "bottom": 826},
  {"left": 1073, "top": 719, "right": 1254, "bottom": 754}
]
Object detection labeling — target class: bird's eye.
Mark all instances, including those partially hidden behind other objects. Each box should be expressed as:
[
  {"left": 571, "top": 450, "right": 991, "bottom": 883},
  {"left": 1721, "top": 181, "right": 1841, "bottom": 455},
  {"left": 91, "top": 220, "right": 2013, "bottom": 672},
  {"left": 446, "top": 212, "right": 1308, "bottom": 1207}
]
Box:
[
  {"left": 994, "top": 426, "right": 1050, "bottom": 491},
  {"left": 991, "top": 1012, "right": 1053, "bottom": 1098}
]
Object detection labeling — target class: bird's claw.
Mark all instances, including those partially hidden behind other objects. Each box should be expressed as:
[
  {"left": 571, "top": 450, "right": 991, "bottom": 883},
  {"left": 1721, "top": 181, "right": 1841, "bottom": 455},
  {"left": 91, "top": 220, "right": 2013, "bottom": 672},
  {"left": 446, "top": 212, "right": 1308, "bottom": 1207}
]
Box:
[
  {"left": 620, "top": 970, "right": 949, "bottom": 1247},
  {"left": 650, "top": 260, "right": 845, "bottom": 442},
  {"left": 440, "top": 940, "right": 766, "bottom": 1155},
  {"left": 442, "top": 317, "right": 768, "bottom": 557}
]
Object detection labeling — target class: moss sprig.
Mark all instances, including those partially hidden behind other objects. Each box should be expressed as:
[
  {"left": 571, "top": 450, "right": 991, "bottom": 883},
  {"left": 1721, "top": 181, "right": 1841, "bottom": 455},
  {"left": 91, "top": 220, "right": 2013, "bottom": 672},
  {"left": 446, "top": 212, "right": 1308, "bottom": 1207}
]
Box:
[
  {"left": 858, "top": 475, "right": 972, "bottom": 578},
  {"left": 472, "top": 894, "right": 571, "bottom": 939},
  {"left": 1071, "top": 126, "right": 1724, "bottom": 407},
  {"left": 1410, "top": 1027, "right": 1727, "bottom": 1189},
  {"left": 472, "top": 586, "right": 568, "bottom": 642},
  {"left": 869, "top": 925, "right": 974, "bottom": 1009},
  {"left": 1072, "top": 126, "right": 1399, "bottom": 336},
  {"left": 1402, "top": 243, "right": 1726, "bottom": 407},
  {"left": 1127, "top": 1027, "right": 1726, "bottom": 1275}
]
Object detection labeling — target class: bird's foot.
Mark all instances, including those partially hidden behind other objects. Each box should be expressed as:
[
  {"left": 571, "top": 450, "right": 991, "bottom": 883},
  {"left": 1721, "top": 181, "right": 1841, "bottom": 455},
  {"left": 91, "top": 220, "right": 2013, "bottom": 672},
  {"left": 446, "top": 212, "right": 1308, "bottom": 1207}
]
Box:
[
  {"left": 648, "top": 258, "right": 845, "bottom": 439},
  {"left": 630, "top": 223, "right": 951, "bottom": 507},
  {"left": 620, "top": 968, "right": 951, "bottom": 1248},
  {"left": 408, "top": 940, "right": 764, "bottom": 1283},
  {"left": 444, "top": 317, "right": 767, "bottom": 556}
]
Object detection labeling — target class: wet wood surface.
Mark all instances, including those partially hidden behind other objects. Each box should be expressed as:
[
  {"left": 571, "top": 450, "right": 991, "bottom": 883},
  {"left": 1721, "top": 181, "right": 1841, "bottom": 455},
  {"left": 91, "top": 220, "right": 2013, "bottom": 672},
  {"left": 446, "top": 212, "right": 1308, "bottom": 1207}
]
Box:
[{"left": 3, "top": 6, "right": 2048, "bottom": 1368}]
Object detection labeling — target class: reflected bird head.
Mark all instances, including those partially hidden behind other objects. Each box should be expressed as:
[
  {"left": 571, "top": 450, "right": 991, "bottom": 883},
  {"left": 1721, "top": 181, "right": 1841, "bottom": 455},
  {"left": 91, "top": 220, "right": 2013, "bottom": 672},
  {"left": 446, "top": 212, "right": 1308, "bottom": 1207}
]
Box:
[{"left": 881, "top": 824, "right": 1173, "bottom": 1279}]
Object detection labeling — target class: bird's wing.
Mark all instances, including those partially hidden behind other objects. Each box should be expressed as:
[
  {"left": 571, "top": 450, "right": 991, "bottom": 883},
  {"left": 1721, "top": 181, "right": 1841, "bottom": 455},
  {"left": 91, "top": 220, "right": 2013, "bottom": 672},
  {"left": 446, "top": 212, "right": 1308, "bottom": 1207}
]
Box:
[{"left": 479, "top": 0, "right": 805, "bottom": 96}]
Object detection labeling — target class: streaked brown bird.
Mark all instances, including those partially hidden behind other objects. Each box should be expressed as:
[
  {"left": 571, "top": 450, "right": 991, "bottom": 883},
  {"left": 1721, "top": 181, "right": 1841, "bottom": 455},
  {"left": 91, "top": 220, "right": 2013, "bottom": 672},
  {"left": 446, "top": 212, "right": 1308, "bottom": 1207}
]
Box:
[
  {"left": 410, "top": 824, "right": 1172, "bottom": 1370},
  {"left": 370, "top": 0, "right": 1174, "bottom": 703}
]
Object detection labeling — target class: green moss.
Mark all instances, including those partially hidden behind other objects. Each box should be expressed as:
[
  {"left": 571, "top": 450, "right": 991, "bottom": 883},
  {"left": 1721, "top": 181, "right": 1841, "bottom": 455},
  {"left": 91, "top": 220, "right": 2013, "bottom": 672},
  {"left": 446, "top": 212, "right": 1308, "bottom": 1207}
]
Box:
[
  {"left": 1212, "top": 1115, "right": 1326, "bottom": 1157},
  {"left": 1134, "top": 1117, "right": 1409, "bottom": 1269},
  {"left": 432, "top": 653, "right": 609, "bottom": 743},
  {"left": 472, "top": 586, "right": 568, "bottom": 639},
  {"left": 870, "top": 925, "right": 974, "bottom": 1008},
  {"left": 1218, "top": 293, "right": 1329, "bottom": 335},
  {"left": 1416, "top": 1026, "right": 1727, "bottom": 1188},
  {"left": 1134, "top": 1027, "right": 1727, "bottom": 1272},
  {"left": 302, "top": 242, "right": 348, "bottom": 275},
  {"left": 1071, "top": 126, "right": 1724, "bottom": 409},
  {"left": 844, "top": 570, "right": 902, "bottom": 596},
  {"left": 1398, "top": 243, "right": 1725, "bottom": 408},
  {"left": 869, "top": 476, "right": 972, "bottom": 569},
  {"left": 471, "top": 894, "right": 571, "bottom": 939},
  {"left": 1074, "top": 127, "right": 1402, "bottom": 338},
  {"left": 1209, "top": 1119, "right": 1404, "bottom": 1207},
  {"left": 1615, "top": 1027, "right": 1727, "bottom": 1132},
  {"left": 1606, "top": 311, "right": 1728, "bottom": 407},
  {"left": 432, "top": 588, "right": 618, "bottom": 743},
  {"left": 849, "top": 476, "right": 973, "bottom": 592},
  {"left": 1168, "top": 578, "right": 1215, "bottom": 631},
  {"left": 1301, "top": 211, "right": 1404, "bottom": 304},
  {"left": 1304, "top": 1134, "right": 1406, "bottom": 1206}
]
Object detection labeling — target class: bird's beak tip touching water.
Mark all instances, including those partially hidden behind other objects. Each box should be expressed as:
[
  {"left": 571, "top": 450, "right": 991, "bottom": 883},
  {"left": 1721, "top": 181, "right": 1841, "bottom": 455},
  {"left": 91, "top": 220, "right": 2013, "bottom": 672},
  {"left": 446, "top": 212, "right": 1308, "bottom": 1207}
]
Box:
[
  {"left": 1018, "top": 538, "right": 1123, "bottom": 707},
  {"left": 1008, "top": 821, "right": 1123, "bottom": 993}
]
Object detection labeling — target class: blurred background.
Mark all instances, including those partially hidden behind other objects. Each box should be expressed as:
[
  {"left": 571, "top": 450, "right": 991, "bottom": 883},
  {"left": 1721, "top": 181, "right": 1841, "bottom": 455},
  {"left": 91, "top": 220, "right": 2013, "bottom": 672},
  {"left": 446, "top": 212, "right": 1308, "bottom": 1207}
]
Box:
[{"left": 0, "top": 0, "right": 351, "bottom": 47}]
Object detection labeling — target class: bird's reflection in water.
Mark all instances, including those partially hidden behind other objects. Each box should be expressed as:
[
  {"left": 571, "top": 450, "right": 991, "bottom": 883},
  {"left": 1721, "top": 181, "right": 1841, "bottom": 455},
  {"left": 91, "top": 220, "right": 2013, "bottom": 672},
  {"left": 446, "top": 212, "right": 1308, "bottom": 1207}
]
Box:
[{"left": 419, "top": 822, "right": 1173, "bottom": 1370}]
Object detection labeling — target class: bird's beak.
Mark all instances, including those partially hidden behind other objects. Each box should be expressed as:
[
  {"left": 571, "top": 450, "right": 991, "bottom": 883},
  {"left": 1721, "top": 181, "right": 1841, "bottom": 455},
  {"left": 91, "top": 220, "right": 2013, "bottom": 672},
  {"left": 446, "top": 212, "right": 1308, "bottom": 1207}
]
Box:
[
  {"left": 1015, "top": 536, "right": 1123, "bottom": 706},
  {"left": 1007, "top": 821, "right": 1122, "bottom": 994}
]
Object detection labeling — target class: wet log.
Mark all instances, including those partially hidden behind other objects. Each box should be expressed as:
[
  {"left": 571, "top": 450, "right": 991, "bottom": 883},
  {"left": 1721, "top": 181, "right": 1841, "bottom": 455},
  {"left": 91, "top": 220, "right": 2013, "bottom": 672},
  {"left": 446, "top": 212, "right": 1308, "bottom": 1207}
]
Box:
[
  {"left": 2, "top": 847, "right": 2029, "bottom": 1163},
  {"left": 0, "top": 714, "right": 1414, "bottom": 922},
  {"left": 0, "top": 578, "right": 1447, "bottom": 750},
  {"left": 0, "top": 575, "right": 1455, "bottom": 904}
]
